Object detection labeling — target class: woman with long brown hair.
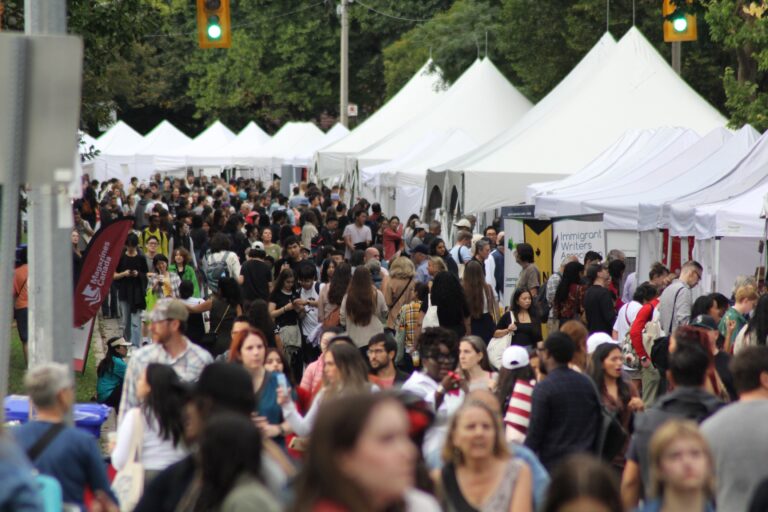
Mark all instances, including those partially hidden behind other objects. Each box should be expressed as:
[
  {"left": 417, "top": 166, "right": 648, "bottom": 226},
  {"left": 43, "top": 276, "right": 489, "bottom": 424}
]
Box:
[
  {"left": 317, "top": 262, "right": 352, "bottom": 328},
  {"left": 291, "top": 393, "right": 440, "bottom": 512},
  {"left": 463, "top": 260, "right": 499, "bottom": 344},
  {"left": 383, "top": 256, "right": 416, "bottom": 330},
  {"left": 340, "top": 266, "right": 388, "bottom": 350}
]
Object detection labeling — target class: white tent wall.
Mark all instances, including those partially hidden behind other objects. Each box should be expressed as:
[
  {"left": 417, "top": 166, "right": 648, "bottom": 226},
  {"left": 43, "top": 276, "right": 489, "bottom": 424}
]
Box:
[
  {"left": 395, "top": 186, "right": 424, "bottom": 225},
  {"left": 636, "top": 230, "right": 662, "bottom": 290},
  {"left": 252, "top": 122, "right": 324, "bottom": 175},
  {"left": 710, "top": 238, "right": 763, "bottom": 294},
  {"left": 93, "top": 120, "right": 145, "bottom": 182},
  {"left": 135, "top": 120, "right": 192, "bottom": 180},
  {"left": 534, "top": 128, "right": 702, "bottom": 219},
  {"left": 442, "top": 28, "right": 726, "bottom": 213},
  {"left": 316, "top": 60, "right": 446, "bottom": 180}
]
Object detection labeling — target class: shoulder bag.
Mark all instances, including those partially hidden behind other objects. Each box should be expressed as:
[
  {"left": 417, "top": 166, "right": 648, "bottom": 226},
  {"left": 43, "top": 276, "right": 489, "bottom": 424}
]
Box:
[
  {"left": 200, "top": 304, "right": 230, "bottom": 355},
  {"left": 111, "top": 410, "right": 145, "bottom": 512},
  {"left": 488, "top": 312, "right": 514, "bottom": 370},
  {"left": 422, "top": 293, "right": 440, "bottom": 329},
  {"left": 588, "top": 380, "right": 628, "bottom": 462}
]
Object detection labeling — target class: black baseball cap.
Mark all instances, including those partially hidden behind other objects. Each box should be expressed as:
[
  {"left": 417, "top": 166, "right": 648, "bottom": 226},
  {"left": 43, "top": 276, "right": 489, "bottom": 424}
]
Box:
[{"left": 691, "top": 314, "right": 718, "bottom": 331}]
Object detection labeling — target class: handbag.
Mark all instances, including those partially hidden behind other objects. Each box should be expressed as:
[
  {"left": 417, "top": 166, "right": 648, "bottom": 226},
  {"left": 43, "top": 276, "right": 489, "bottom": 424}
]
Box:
[
  {"left": 322, "top": 306, "right": 341, "bottom": 328},
  {"left": 111, "top": 409, "right": 145, "bottom": 512},
  {"left": 200, "top": 304, "right": 230, "bottom": 354},
  {"left": 488, "top": 312, "right": 515, "bottom": 370},
  {"left": 279, "top": 324, "right": 302, "bottom": 348},
  {"left": 422, "top": 294, "right": 439, "bottom": 328}
]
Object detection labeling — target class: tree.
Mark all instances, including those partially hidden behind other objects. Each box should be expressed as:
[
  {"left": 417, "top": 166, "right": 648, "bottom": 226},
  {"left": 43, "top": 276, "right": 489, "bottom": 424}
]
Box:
[
  {"left": 382, "top": 0, "right": 507, "bottom": 98},
  {"left": 706, "top": 0, "right": 768, "bottom": 130}
]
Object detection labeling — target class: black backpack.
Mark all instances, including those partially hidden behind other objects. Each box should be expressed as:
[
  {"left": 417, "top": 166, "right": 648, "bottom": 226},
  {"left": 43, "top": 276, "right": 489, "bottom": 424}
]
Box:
[{"left": 536, "top": 279, "right": 550, "bottom": 322}]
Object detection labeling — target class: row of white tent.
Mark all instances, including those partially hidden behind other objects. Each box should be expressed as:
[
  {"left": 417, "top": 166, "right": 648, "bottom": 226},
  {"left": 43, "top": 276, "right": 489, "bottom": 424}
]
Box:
[
  {"left": 86, "top": 118, "right": 349, "bottom": 182},
  {"left": 315, "top": 27, "right": 726, "bottom": 223},
  {"left": 311, "top": 26, "right": 768, "bottom": 292}
]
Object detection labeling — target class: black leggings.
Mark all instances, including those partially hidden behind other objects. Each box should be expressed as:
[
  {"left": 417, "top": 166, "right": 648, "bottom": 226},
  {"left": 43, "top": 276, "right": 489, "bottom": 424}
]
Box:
[{"left": 101, "top": 383, "right": 123, "bottom": 413}]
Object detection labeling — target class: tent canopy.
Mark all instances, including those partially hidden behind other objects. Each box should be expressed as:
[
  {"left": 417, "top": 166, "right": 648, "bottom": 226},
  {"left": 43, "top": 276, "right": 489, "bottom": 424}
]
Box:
[
  {"left": 315, "top": 60, "right": 445, "bottom": 180},
  {"left": 434, "top": 27, "right": 726, "bottom": 213},
  {"left": 134, "top": 120, "right": 192, "bottom": 178},
  {"left": 179, "top": 120, "right": 236, "bottom": 167},
  {"left": 212, "top": 121, "right": 272, "bottom": 167},
  {"left": 252, "top": 121, "right": 324, "bottom": 173},
  {"left": 93, "top": 121, "right": 145, "bottom": 181},
  {"left": 635, "top": 125, "right": 760, "bottom": 231},
  {"left": 291, "top": 123, "right": 349, "bottom": 168},
  {"left": 355, "top": 58, "right": 532, "bottom": 173}
]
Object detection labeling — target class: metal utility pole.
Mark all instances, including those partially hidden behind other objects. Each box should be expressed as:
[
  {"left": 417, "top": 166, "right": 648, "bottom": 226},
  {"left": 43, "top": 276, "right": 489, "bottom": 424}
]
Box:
[
  {"left": 0, "top": 34, "right": 27, "bottom": 408},
  {"left": 339, "top": 0, "right": 349, "bottom": 127},
  {"left": 24, "top": 0, "right": 76, "bottom": 369},
  {"left": 671, "top": 41, "right": 682, "bottom": 75}
]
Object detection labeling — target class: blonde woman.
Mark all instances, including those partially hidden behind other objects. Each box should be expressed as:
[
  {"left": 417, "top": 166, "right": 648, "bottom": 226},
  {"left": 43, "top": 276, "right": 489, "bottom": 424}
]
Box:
[
  {"left": 428, "top": 256, "right": 448, "bottom": 279},
  {"left": 383, "top": 256, "right": 416, "bottom": 330},
  {"left": 637, "top": 420, "right": 715, "bottom": 512},
  {"left": 433, "top": 400, "right": 532, "bottom": 512}
]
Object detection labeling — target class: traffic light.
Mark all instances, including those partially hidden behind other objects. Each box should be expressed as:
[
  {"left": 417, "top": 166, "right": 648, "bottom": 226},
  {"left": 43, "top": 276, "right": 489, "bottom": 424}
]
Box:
[
  {"left": 196, "top": 0, "right": 231, "bottom": 49},
  {"left": 663, "top": 0, "right": 697, "bottom": 42}
]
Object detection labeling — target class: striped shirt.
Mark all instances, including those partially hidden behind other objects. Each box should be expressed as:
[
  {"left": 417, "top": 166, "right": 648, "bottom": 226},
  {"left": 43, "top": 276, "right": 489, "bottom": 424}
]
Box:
[{"left": 504, "top": 379, "right": 536, "bottom": 443}]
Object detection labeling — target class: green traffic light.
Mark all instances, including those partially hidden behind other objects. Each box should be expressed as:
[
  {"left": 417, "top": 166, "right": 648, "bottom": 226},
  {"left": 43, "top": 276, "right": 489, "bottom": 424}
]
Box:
[
  {"left": 207, "top": 15, "right": 222, "bottom": 40},
  {"left": 672, "top": 16, "right": 688, "bottom": 33}
]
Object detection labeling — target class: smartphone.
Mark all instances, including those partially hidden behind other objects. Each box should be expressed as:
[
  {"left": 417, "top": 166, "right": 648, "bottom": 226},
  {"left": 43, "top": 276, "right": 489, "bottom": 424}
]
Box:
[{"left": 276, "top": 373, "right": 289, "bottom": 392}]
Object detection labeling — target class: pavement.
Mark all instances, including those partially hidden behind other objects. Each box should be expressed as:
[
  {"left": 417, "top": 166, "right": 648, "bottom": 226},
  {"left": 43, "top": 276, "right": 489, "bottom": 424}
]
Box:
[{"left": 94, "top": 313, "right": 124, "bottom": 455}]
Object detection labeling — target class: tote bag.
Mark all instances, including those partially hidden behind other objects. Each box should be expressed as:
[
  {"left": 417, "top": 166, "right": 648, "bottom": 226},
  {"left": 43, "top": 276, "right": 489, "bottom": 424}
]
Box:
[
  {"left": 111, "top": 410, "right": 145, "bottom": 512},
  {"left": 422, "top": 294, "right": 440, "bottom": 329},
  {"left": 488, "top": 312, "right": 515, "bottom": 370}
]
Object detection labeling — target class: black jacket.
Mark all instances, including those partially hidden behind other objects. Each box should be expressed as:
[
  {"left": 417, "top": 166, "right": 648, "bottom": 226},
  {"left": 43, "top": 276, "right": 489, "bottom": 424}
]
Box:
[
  {"left": 583, "top": 285, "right": 616, "bottom": 334},
  {"left": 631, "top": 386, "right": 724, "bottom": 489}
]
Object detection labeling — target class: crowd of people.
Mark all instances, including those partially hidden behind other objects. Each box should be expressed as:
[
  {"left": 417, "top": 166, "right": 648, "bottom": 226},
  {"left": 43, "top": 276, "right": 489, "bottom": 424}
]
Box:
[{"left": 5, "top": 173, "right": 768, "bottom": 511}]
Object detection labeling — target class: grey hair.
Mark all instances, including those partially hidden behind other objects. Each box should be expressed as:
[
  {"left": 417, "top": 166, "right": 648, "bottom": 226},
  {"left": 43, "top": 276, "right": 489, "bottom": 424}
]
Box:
[
  {"left": 25, "top": 363, "right": 73, "bottom": 409},
  {"left": 733, "top": 275, "right": 758, "bottom": 295},
  {"left": 607, "top": 249, "right": 625, "bottom": 262},
  {"left": 429, "top": 220, "right": 441, "bottom": 231},
  {"left": 474, "top": 239, "right": 490, "bottom": 253}
]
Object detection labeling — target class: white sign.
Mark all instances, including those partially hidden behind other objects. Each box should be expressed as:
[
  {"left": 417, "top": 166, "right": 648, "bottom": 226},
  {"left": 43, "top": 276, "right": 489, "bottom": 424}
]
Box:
[
  {"left": 502, "top": 218, "right": 525, "bottom": 307},
  {"left": 552, "top": 218, "right": 605, "bottom": 266},
  {"left": 347, "top": 103, "right": 358, "bottom": 117}
]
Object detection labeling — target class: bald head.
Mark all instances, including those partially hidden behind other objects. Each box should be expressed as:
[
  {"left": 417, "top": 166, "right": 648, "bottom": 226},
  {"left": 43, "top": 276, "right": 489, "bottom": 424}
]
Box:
[{"left": 364, "top": 247, "right": 380, "bottom": 262}]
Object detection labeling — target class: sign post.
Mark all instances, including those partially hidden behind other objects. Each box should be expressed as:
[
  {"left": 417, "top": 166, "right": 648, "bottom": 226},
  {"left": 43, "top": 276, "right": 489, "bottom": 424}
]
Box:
[{"left": 0, "top": 34, "right": 28, "bottom": 411}]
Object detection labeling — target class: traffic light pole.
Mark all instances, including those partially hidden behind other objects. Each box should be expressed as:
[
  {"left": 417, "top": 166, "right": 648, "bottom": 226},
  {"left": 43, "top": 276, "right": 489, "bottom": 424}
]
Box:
[
  {"left": 24, "top": 0, "right": 76, "bottom": 371},
  {"left": 340, "top": 0, "right": 349, "bottom": 127},
  {"left": 672, "top": 41, "right": 681, "bottom": 75}
]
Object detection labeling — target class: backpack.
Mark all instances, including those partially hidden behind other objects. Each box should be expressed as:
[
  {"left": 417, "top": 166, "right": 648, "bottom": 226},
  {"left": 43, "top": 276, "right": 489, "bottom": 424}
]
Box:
[{"left": 203, "top": 251, "right": 231, "bottom": 295}]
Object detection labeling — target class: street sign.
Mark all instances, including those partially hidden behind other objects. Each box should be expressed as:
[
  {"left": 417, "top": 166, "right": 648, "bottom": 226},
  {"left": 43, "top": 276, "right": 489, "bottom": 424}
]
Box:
[
  {"left": 23, "top": 35, "right": 83, "bottom": 186},
  {"left": 347, "top": 103, "right": 358, "bottom": 117}
]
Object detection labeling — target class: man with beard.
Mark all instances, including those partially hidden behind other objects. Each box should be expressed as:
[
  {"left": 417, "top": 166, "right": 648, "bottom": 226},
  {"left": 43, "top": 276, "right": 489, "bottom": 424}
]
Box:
[{"left": 367, "top": 333, "right": 410, "bottom": 389}]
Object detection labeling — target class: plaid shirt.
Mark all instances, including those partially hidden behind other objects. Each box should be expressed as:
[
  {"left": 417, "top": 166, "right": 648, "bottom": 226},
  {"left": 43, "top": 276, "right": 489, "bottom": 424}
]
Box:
[
  {"left": 118, "top": 337, "right": 212, "bottom": 424},
  {"left": 397, "top": 301, "right": 422, "bottom": 350}
]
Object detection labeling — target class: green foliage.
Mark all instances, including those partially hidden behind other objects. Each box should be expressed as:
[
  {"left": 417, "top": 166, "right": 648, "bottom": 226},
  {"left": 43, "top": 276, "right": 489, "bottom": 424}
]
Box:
[
  {"left": 705, "top": 0, "right": 768, "bottom": 129},
  {"left": 382, "top": 0, "right": 507, "bottom": 98}
]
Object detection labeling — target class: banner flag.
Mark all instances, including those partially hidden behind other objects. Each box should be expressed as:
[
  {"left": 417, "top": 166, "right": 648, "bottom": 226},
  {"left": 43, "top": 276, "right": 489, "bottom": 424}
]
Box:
[{"left": 73, "top": 217, "right": 133, "bottom": 327}]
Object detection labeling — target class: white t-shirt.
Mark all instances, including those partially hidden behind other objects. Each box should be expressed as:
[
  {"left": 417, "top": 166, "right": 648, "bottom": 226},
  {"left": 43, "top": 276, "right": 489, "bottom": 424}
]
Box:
[
  {"left": 299, "top": 283, "right": 320, "bottom": 340},
  {"left": 112, "top": 407, "right": 187, "bottom": 471},
  {"left": 613, "top": 301, "right": 643, "bottom": 341},
  {"left": 343, "top": 223, "right": 372, "bottom": 259}
]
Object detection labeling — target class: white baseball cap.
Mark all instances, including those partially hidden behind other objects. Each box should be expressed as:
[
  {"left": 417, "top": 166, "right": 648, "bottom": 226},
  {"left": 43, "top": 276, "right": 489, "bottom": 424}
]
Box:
[
  {"left": 586, "top": 332, "right": 620, "bottom": 355},
  {"left": 502, "top": 345, "right": 530, "bottom": 370}
]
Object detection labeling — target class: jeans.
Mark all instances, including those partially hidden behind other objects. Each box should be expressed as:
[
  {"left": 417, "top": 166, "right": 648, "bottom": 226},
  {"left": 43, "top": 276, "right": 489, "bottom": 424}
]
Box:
[
  {"left": 102, "top": 283, "right": 119, "bottom": 318},
  {"left": 119, "top": 300, "right": 143, "bottom": 347}
]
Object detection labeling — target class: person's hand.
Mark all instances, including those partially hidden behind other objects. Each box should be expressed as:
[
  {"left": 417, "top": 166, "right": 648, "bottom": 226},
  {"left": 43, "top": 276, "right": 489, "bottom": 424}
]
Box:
[
  {"left": 628, "top": 397, "right": 645, "bottom": 412},
  {"left": 440, "top": 372, "right": 462, "bottom": 392},
  {"left": 90, "top": 491, "right": 119, "bottom": 512},
  {"left": 507, "top": 323, "right": 517, "bottom": 333},
  {"left": 726, "top": 318, "right": 736, "bottom": 332},
  {"left": 641, "top": 357, "right": 652, "bottom": 369},
  {"left": 284, "top": 302, "right": 294, "bottom": 311},
  {"left": 277, "top": 386, "right": 291, "bottom": 406}
]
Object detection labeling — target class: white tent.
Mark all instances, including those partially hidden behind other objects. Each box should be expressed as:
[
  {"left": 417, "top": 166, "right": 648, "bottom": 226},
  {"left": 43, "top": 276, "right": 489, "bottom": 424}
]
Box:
[
  {"left": 315, "top": 60, "right": 445, "bottom": 180},
  {"left": 355, "top": 58, "right": 532, "bottom": 172},
  {"left": 429, "top": 27, "right": 726, "bottom": 213},
  {"left": 290, "top": 123, "right": 349, "bottom": 168},
  {"left": 92, "top": 121, "right": 144, "bottom": 181},
  {"left": 535, "top": 128, "right": 727, "bottom": 224},
  {"left": 361, "top": 128, "right": 478, "bottom": 221},
  {"left": 179, "top": 120, "right": 236, "bottom": 167},
  {"left": 212, "top": 121, "right": 272, "bottom": 167},
  {"left": 134, "top": 120, "right": 192, "bottom": 179},
  {"left": 636, "top": 125, "right": 760, "bottom": 232},
  {"left": 251, "top": 121, "right": 324, "bottom": 174},
  {"left": 79, "top": 132, "right": 99, "bottom": 157}
]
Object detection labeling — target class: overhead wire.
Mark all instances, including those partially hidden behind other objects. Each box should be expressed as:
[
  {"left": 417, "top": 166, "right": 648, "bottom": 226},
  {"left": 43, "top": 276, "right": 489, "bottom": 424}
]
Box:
[{"left": 353, "top": 0, "right": 433, "bottom": 23}]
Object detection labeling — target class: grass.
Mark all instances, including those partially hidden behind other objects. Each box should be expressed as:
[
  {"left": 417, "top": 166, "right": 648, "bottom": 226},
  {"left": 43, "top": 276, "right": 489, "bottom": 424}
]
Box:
[{"left": 8, "top": 328, "right": 100, "bottom": 403}]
